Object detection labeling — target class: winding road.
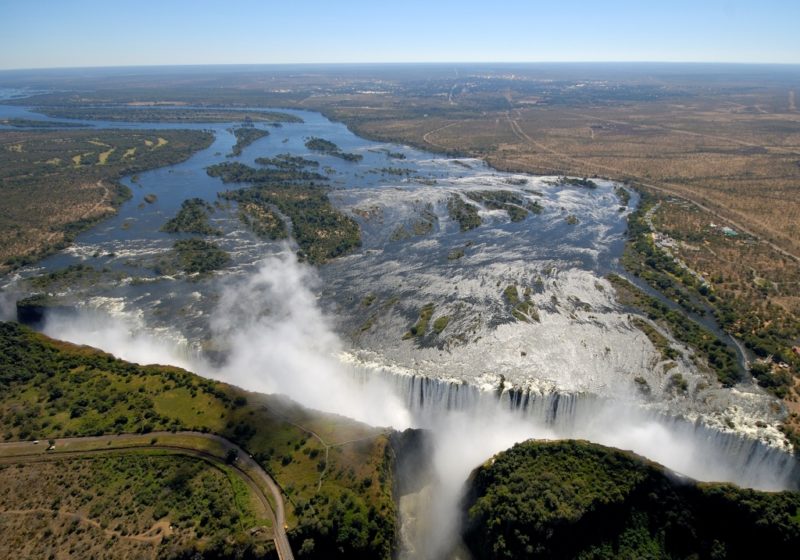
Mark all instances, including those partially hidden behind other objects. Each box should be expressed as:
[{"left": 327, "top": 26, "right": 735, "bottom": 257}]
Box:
[
  {"left": 421, "top": 121, "right": 459, "bottom": 149},
  {"left": 0, "top": 431, "right": 295, "bottom": 560}
]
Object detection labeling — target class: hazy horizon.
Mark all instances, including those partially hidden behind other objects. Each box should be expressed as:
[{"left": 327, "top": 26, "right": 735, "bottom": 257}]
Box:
[
  {"left": 3, "top": 60, "right": 800, "bottom": 74},
  {"left": 2, "top": 0, "right": 799, "bottom": 70}
]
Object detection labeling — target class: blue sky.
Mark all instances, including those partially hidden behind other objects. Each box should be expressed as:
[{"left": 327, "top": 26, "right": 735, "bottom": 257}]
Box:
[{"left": 1, "top": 0, "right": 798, "bottom": 69}]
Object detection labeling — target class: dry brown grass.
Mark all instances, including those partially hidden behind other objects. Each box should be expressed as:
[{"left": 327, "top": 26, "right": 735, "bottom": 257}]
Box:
[{"left": 654, "top": 199, "right": 800, "bottom": 316}]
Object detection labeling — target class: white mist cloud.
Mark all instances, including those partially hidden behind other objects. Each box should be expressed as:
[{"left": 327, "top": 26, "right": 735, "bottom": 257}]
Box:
[
  {"left": 0, "top": 290, "right": 17, "bottom": 322},
  {"left": 209, "top": 249, "right": 412, "bottom": 428},
  {"left": 412, "top": 407, "right": 554, "bottom": 559},
  {"left": 43, "top": 309, "right": 198, "bottom": 371},
  {"left": 41, "top": 248, "right": 411, "bottom": 429}
]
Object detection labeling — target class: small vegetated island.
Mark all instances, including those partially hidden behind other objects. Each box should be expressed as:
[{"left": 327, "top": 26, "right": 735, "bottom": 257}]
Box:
[
  {"left": 161, "top": 198, "right": 221, "bottom": 235},
  {"left": 447, "top": 190, "right": 543, "bottom": 231},
  {"left": 462, "top": 440, "right": 800, "bottom": 560},
  {"left": 150, "top": 241, "right": 232, "bottom": 277},
  {"left": 207, "top": 160, "right": 361, "bottom": 264},
  {"left": 304, "top": 137, "right": 363, "bottom": 162},
  {"left": 466, "top": 190, "right": 543, "bottom": 222},
  {"left": 171, "top": 238, "right": 230, "bottom": 274},
  {"left": 555, "top": 176, "right": 598, "bottom": 189},
  {"left": 33, "top": 107, "right": 304, "bottom": 124},
  {"left": 0, "top": 118, "right": 87, "bottom": 128},
  {"left": 372, "top": 167, "right": 414, "bottom": 176},
  {"left": 503, "top": 283, "right": 539, "bottom": 322},
  {"left": 369, "top": 148, "right": 406, "bottom": 160},
  {"left": 208, "top": 160, "right": 326, "bottom": 183},
  {"left": 447, "top": 195, "right": 483, "bottom": 231},
  {"left": 390, "top": 202, "right": 438, "bottom": 241},
  {"left": 0, "top": 129, "right": 214, "bottom": 272},
  {"left": 255, "top": 153, "right": 320, "bottom": 170},
  {"left": 227, "top": 126, "right": 270, "bottom": 157},
  {"left": 158, "top": 199, "right": 231, "bottom": 275}
]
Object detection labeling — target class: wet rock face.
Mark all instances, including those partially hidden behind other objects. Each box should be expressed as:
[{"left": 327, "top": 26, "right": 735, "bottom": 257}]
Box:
[
  {"left": 390, "top": 428, "right": 436, "bottom": 496},
  {"left": 15, "top": 295, "right": 75, "bottom": 327}
]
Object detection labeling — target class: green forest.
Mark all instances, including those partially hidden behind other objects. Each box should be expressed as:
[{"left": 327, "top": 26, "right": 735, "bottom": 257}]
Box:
[{"left": 463, "top": 440, "right": 800, "bottom": 559}]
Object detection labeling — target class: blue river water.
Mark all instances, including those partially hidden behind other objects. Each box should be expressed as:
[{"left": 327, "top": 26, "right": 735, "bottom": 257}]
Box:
[{"left": 0, "top": 101, "right": 633, "bottom": 348}]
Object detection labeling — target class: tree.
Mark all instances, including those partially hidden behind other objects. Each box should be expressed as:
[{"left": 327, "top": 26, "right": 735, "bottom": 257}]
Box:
[
  {"left": 225, "top": 448, "right": 238, "bottom": 464},
  {"left": 299, "top": 538, "right": 315, "bottom": 556}
]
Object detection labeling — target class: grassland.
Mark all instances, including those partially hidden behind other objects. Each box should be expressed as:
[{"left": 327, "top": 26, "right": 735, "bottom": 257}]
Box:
[
  {"left": 463, "top": 439, "right": 800, "bottom": 560},
  {"left": 0, "top": 321, "right": 396, "bottom": 559},
  {"left": 0, "top": 128, "right": 213, "bottom": 271}
]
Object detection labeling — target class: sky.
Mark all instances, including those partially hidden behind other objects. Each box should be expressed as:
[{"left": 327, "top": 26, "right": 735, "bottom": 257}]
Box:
[{"left": 1, "top": 0, "right": 798, "bottom": 70}]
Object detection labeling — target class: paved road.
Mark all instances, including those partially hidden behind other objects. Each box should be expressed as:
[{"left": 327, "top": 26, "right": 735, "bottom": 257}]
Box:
[{"left": 0, "top": 431, "right": 295, "bottom": 560}]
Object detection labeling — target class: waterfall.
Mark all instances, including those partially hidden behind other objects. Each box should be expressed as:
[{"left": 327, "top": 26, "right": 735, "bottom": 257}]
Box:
[{"left": 352, "top": 365, "right": 800, "bottom": 491}]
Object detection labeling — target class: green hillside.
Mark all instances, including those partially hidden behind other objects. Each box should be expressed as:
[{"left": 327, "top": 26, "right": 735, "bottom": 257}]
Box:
[
  {"left": 462, "top": 440, "right": 800, "bottom": 559},
  {"left": 0, "top": 321, "right": 395, "bottom": 559}
]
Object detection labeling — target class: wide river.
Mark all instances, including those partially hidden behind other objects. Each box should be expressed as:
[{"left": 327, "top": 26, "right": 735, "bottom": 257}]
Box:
[{"left": 1, "top": 102, "right": 797, "bottom": 501}]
